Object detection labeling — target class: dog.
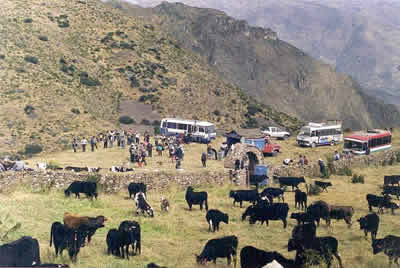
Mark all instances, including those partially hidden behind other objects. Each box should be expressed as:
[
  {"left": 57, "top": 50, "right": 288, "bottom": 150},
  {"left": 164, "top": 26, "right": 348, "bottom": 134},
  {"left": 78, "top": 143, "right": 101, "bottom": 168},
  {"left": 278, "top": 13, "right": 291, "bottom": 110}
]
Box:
[{"left": 161, "top": 196, "right": 169, "bottom": 212}]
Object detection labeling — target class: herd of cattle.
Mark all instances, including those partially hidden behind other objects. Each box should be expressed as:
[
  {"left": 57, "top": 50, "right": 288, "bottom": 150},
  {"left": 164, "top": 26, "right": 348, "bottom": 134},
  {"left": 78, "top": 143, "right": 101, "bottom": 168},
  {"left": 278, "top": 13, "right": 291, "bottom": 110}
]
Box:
[{"left": 1, "top": 174, "right": 400, "bottom": 267}]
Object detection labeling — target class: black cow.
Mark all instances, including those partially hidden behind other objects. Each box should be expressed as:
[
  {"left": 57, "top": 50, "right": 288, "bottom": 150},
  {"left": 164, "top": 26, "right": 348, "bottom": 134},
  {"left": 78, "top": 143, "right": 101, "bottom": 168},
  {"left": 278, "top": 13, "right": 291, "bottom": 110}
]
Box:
[
  {"left": 382, "top": 185, "right": 400, "bottom": 199},
  {"left": 260, "top": 188, "right": 285, "bottom": 202},
  {"left": 314, "top": 181, "right": 332, "bottom": 192},
  {"left": 64, "top": 166, "right": 89, "bottom": 172},
  {"left": 205, "top": 209, "right": 229, "bottom": 232},
  {"left": 242, "top": 203, "right": 289, "bottom": 228},
  {"left": 49, "top": 222, "right": 86, "bottom": 262},
  {"left": 185, "top": 186, "right": 208, "bottom": 211},
  {"left": 196, "top": 235, "right": 238, "bottom": 267},
  {"left": 277, "top": 176, "right": 306, "bottom": 191},
  {"left": 327, "top": 205, "right": 354, "bottom": 227},
  {"left": 0, "top": 236, "right": 41, "bottom": 267},
  {"left": 106, "top": 229, "right": 121, "bottom": 256},
  {"left": 384, "top": 175, "right": 400, "bottom": 186},
  {"left": 292, "top": 223, "right": 317, "bottom": 241},
  {"left": 288, "top": 236, "right": 343, "bottom": 268},
  {"left": 290, "top": 212, "right": 314, "bottom": 225},
  {"left": 38, "top": 264, "right": 70, "bottom": 268},
  {"left": 306, "top": 200, "right": 330, "bottom": 226},
  {"left": 372, "top": 235, "right": 400, "bottom": 266},
  {"left": 128, "top": 182, "right": 147, "bottom": 199},
  {"left": 294, "top": 189, "right": 307, "bottom": 210},
  {"left": 366, "top": 194, "right": 400, "bottom": 214},
  {"left": 240, "top": 246, "right": 296, "bottom": 268},
  {"left": 147, "top": 263, "right": 167, "bottom": 268},
  {"left": 64, "top": 181, "right": 98, "bottom": 199},
  {"left": 135, "top": 192, "right": 154, "bottom": 217},
  {"left": 358, "top": 213, "right": 379, "bottom": 240},
  {"left": 118, "top": 220, "right": 141, "bottom": 259},
  {"left": 229, "top": 189, "right": 259, "bottom": 207}
]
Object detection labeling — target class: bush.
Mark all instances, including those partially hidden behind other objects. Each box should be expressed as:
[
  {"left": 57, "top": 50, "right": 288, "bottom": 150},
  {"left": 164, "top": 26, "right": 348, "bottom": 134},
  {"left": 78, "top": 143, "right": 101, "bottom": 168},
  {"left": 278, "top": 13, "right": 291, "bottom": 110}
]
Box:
[
  {"left": 119, "top": 116, "right": 135, "bottom": 125},
  {"left": 24, "top": 144, "right": 43, "bottom": 155},
  {"left": 47, "top": 160, "right": 62, "bottom": 170},
  {"left": 306, "top": 183, "right": 321, "bottom": 196},
  {"left": 24, "top": 18, "right": 33, "bottom": 23},
  {"left": 138, "top": 94, "right": 159, "bottom": 103},
  {"left": 24, "top": 56, "right": 39, "bottom": 64},
  {"left": 38, "top": 35, "right": 48, "bottom": 41},
  {"left": 351, "top": 174, "right": 365, "bottom": 184},
  {"left": 24, "top": 105, "right": 35, "bottom": 115},
  {"left": 247, "top": 103, "right": 262, "bottom": 116},
  {"left": 71, "top": 108, "right": 80, "bottom": 114},
  {"left": 242, "top": 117, "right": 259, "bottom": 129},
  {"left": 80, "top": 72, "right": 101, "bottom": 87},
  {"left": 337, "top": 166, "right": 352, "bottom": 176},
  {"left": 87, "top": 174, "right": 101, "bottom": 184},
  {"left": 141, "top": 119, "right": 151, "bottom": 125},
  {"left": 213, "top": 110, "right": 221, "bottom": 116}
]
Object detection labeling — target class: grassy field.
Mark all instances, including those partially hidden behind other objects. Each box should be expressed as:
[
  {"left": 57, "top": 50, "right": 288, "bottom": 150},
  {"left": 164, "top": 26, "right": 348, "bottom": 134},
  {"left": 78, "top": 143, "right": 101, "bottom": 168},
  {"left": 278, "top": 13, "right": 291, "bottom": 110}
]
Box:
[{"left": 2, "top": 131, "right": 399, "bottom": 267}]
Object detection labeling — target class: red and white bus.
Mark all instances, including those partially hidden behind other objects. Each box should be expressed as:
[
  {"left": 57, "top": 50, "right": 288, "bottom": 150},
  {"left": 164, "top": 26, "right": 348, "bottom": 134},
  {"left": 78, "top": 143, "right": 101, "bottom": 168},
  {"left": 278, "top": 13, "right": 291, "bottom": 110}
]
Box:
[{"left": 343, "top": 129, "right": 392, "bottom": 155}]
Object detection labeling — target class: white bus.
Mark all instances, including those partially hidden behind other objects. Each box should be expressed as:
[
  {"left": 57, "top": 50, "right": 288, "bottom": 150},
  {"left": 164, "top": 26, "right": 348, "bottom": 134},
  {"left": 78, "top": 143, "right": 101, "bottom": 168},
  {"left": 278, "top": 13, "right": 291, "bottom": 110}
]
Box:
[
  {"left": 296, "top": 122, "right": 343, "bottom": 147},
  {"left": 160, "top": 118, "right": 217, "bottom": 143}
]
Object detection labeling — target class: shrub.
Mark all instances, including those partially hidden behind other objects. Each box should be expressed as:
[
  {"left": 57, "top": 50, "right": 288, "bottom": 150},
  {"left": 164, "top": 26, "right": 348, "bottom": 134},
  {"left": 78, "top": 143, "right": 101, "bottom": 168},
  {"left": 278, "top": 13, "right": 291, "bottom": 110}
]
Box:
[
  {"left": 38, "top": 35, "right": 48, "bottom": 41},
  {"left": 87, "top": 174, "right": 101, "bottom": 184},
  {"left": 71, "top": 108, "right": 80, "bottom": 114},
  {"left": 24, "top": 105, "right": 35, "bottom": 115},
  {"left": 24, "top": 144, "right": 43, "bottom": 155},
  {"left": 24, "top": 18, "right": 33, "bottom": 23},
  {"left": 242, "top": 117, "right": 259, "bottom": 129},
  {"left": 306, "top": 183, "right": 321, "bottom": 196},
  {"left": 47, "top": 160, "right": 62, "bottom": 170},
  {"left": 351, "top": 174, "right": 365, "bottom": 184},
  {"left": 213, "top": 110, "right": 221, "bottom": 116},
  {"left": 337, "top": 166, "right": 352, "bottom": 176},
  {"left": 247, "top": 103, "right": 262, "bottom": 116},
  {"left": 138, "top": 94, "right": 159, "bottom": 103},
  {"left": 141, "top": 119, "right": 151, "bottom": 125},
  {"left": 0, "top": 55, "right": 5, "bottom": 60},
  {"left": 24, "top": 56, "right": 39, "bottom": 64},
  {"left": 80, "top": 72, "right": 101, "bottom": 87},
  {"left": 119, "top": 116, "right": 135, "bottom": 125}
]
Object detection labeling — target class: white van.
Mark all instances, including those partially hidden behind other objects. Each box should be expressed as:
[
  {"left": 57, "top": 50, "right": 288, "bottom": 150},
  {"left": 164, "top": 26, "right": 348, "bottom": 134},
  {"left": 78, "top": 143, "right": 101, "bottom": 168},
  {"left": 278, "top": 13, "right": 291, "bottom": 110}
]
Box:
[
  {"left": 296, "top": 122, "right": 343, "bottom": 147},
  {"left": 160, "top": 118, "right": 216, "bottom": 143}
]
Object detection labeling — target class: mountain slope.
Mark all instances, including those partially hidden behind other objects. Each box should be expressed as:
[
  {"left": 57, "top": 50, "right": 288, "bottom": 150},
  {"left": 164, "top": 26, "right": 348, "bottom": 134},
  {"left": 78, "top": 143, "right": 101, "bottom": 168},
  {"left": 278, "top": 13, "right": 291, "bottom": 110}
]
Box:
[
  {"left": 0, "top": 0, "right": 301, "bottom": 155},
  {"left": 122, "top": 0, "right": 400, "bottom": 106},
  {"left": 108, "top": 1, "right": 400, "bottom": 130}
]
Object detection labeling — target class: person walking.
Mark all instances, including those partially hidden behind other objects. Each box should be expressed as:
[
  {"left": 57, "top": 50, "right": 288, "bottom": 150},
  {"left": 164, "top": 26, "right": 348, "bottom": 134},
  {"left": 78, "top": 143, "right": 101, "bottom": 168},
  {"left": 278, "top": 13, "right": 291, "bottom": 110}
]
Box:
[
  {"left": 72, "top": 138, "right": 78, "bottom": 153},
  {"left": 318, "top": 159, "right": 327, "bottom": 178},
  {"left": 121, "top": 133, "right": 126, "bottom": 149},
  {"left": 147, "top": 142, "right": 153, "bottom": 157},
  {"left": 90, "top": 136, "right": 97, "bottom": 152},
  {"left": 201, "top": 152, "right": 207, "bottom": 168},
  {"left": 81, "top": 137, "right": 88, "bottom": 152},
  {"left": 104, "top": 135, "right": 108, "bottom": 149}
]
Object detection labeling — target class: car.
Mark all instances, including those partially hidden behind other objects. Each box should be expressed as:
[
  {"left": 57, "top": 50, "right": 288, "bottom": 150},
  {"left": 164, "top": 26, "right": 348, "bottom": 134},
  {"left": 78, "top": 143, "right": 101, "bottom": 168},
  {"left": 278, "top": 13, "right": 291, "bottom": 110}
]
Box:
[{"left": 262, "top": 127, "right": 291, "bottom": 140}]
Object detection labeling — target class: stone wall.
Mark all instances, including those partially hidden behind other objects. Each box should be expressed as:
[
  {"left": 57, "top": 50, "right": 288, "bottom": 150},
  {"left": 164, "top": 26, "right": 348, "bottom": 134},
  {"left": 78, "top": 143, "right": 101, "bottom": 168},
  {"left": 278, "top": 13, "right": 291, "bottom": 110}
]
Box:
[{"left": 0, "top": 170, "right": 227, "bottom": 194}]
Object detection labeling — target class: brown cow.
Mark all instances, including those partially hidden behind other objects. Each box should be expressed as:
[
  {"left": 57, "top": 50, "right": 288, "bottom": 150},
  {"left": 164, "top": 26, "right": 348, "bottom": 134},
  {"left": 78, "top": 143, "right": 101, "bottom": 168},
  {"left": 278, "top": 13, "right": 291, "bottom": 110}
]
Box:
[
  {"left": 63, "top": 212, "right": 107, "bottom": 244},
  {"left": 327, "top": 205, "right": 354, "bottom": 228}
]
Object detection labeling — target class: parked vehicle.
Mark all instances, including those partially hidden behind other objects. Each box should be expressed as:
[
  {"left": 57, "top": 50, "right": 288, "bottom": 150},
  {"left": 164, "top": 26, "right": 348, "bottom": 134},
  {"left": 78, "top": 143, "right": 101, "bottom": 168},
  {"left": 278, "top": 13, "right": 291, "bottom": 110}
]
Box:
[
  {"left": 244, "top": 137, "right": 281, "bottom": 156},
  {"left": 262, "top": 127, "right": 290, "bottom": 140},
  {"left": 296, "top": 122, "right": 343, "bottom": 147},
  {"left": 160, "top": 118, "right": 216, "bottom": 143},
  {"left": 343, "top": 129, "right": 392, "bottom": 155}
]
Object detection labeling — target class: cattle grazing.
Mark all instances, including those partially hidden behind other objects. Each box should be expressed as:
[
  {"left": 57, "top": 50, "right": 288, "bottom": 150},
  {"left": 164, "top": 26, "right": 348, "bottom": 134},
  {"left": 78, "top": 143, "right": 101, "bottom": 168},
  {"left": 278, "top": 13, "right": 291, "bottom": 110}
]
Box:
[
  {"left": 366, "top": 194, "right": 400, "bottom": 215},
  {"left": 276, "top": 176, "right": 306, "bottom": 191},
  {"left": 294, "top": 189, "right": 307, "bottom": 210},
  {"left": 306, "top": 200, "right": 330, "bottom": 226},
  {"left": 242, "top": 202, "right": 289, "bottom": 228},
  {"left": 382, "top": 185, "right": 400, "bottom": 199},
  {"left": 147, "top": 262, "right": 167, "bottom": 268},
  {"left": 229, "top": 189, "right": 259, "bottom": 207},
  {"left": 240, "top": 246, "right": 296, "bottom": 268},
  {"left": 205, "top": 209, "right": 229, "bottom": 232},
  {"left": 185, "top": 186, "right": 208, "bottom": 211},
  {"left": 260, "top": 188, "right": 285, "bottom": 202},
  {"left": 64, "top": 166, "right": 89, "bottom": 172},
  {"left": 384, "top": 175, "right": 400, "bottom": 186},
  {"left": 64, "top": 181, "right": 98, "bottom": 199},
  {"left": 50, "top": 222, "right": 70, "bottom": 257},
  {"left": 106, "top": 229, "right": 121, "bottom": 256},
  {"left": 63, "top": 213, "right": 107, "bottom": 244},
  {"left": 290, "top": 212, "right": 314, "bottom": 225},
  {"left": 49, "top": 223, "right": 85, "bottom": 262},
  {"left": 128, "top": 182, "right": 147, "bottom": 199},
  {"left": 327, "top": 205, "right": 354, "bottom": 227},
  {"left": 372, "top": 235, "right": 400, "bottom": 266},
  {"left": 118, "top": 221, "right": 141, "bottom": 259},
  {"left": 288, "top": 236, "right": 343, "bottom": 268},
  {"left": 358, "top": 213, "right": 379, "bottom": 240},
  {"left": 196, "top": 235, "right": 238, "bottom": 267},
  {"left": 314, "top": 181, "right": 332, "bottom": 192},
  {"left": 111, "top": 166, "right": 134, "bottom": 172},
  {"left": 88, "top": 167, "right": 101, "bottom": 173},
  {"left": 135, "top": 192, "right": 154, "bottom": 217},
  {"left": 291, "top": 223, "right": 317, "bottom": 241},
  {"left": 161, "top": 196, "right": 170, "bottom": 212},
  {"left": 0, "top": 236, "right": 41, "bottom": 267}
]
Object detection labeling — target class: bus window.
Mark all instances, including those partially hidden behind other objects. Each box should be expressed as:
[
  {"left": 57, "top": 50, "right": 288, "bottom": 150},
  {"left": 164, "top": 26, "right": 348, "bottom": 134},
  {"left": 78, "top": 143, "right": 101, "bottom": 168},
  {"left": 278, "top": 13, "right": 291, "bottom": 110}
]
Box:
[
  {"left": 199, "top": 127, "right": 205, "bottom": 133},
  {"left": 162, "top": 121, "right": 167, "bottom": 128},
  {"left": 178, "top": 124, "right": 187, "bottom": 130},
  {"left": 167, "top": 122, "right": 176, "bottom": 129},
  {"left": 311, "top": 131, "right": 316, "bottom": 137}
]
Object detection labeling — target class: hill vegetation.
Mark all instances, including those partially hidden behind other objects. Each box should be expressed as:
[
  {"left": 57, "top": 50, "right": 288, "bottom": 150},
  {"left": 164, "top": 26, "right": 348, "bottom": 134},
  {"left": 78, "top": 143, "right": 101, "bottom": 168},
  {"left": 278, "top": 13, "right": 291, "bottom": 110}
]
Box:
[{"left": 0, "top": 0, "right": 300, "bottom": 156}]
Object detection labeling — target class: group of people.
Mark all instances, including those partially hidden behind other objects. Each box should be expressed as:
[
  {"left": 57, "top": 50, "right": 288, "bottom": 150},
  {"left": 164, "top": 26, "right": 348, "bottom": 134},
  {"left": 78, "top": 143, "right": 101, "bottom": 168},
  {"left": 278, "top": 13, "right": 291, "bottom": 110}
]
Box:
[{"left": 282, "top": 155, "right": 309, "bottom": 167}]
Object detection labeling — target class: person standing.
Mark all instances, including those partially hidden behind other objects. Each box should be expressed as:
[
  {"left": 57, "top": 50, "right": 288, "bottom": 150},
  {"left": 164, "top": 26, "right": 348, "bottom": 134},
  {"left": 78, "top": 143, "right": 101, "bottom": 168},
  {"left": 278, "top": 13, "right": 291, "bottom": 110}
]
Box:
[
  {"left": 121, "top": 133, "right": 126, "bottom": 149},
  {"left": 90, "top": 136, "right": 97, "bottom": 152},
  {"left": 72, "top": 138, "right": 78, "bottom": 153},
  {"left": 81, "top": 137, "right": 88, "bottom": 152},
  {"left": 104, "top": 135, "right": 108, "bottom": 149},
  {"left": 318, "top": 159, "right": 326, "bottom": 178},
  {"left": 147, "top": 142, "right": 153, "bottom": 157},
  {"left": 201, "top": 152, "right": 207, "bottom": 168}
]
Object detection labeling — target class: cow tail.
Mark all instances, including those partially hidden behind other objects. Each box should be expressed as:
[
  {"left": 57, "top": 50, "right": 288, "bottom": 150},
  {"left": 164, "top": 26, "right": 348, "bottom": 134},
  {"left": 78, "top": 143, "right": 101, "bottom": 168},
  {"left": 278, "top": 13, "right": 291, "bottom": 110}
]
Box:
[
  {"left": 50, "top": 224, "right": 53, "bottom": 247},
  {"left": 205, "top": 197, "right": 208, "bottom": 211}
]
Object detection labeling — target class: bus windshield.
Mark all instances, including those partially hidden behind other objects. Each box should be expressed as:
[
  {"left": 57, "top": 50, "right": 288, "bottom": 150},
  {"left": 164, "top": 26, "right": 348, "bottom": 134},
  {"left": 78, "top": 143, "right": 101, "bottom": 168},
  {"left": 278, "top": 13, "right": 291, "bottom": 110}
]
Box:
[
  {"left": 299, "top": 127, "right": 311, "bottom": 136},
  {"left": 344, "top": 140, "right": 364, "bottom": 150},
  {"left": 206, "top": 125, "right": 216, "bottom": 133}
]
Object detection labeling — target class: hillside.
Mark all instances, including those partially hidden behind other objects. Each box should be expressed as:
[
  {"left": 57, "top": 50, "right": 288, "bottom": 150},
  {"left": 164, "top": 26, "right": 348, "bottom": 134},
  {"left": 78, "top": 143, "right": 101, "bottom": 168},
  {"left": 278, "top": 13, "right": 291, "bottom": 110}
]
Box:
[
  {"left": 106, "top": 1, "right": 400, "bottom": 131},
  {"left": 121, "top": 0, "right": 400, "bottom": 106},
  {"left": 0, "top": 0, "right": 300, "bottom": 156}
]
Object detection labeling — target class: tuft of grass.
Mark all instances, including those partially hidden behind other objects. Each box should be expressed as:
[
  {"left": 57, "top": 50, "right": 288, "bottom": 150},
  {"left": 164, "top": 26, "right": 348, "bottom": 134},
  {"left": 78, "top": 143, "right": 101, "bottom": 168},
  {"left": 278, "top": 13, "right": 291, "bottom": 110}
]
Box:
[{"left": 351, "top": 174, "right": 365, "bottom": 184}]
